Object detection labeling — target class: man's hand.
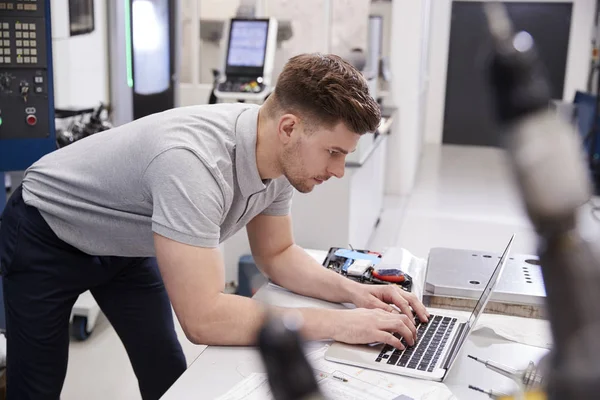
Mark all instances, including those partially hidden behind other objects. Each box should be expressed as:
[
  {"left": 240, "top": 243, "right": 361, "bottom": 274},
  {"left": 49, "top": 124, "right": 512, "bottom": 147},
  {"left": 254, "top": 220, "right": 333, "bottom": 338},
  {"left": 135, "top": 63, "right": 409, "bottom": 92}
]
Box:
[
  {"left": 330, "top": 308, "right": 417, "bottom": 350},
  {"left": 350, "top": 284, "right": 430, "bottom": 323}
]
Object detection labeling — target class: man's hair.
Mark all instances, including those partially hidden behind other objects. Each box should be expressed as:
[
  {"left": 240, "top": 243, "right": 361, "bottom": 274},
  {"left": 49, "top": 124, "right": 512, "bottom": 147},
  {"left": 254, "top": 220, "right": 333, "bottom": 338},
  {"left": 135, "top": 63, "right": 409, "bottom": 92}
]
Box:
[{"left": 266, "top": 53, "right": 381, "bottom": 134}]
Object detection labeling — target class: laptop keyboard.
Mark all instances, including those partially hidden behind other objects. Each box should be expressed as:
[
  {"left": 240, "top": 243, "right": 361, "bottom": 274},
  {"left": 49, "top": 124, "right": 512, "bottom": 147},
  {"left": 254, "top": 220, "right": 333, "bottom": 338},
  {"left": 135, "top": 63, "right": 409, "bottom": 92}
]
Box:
[{"left": 375, "top": 314, "right": 457, "bottom": 373}]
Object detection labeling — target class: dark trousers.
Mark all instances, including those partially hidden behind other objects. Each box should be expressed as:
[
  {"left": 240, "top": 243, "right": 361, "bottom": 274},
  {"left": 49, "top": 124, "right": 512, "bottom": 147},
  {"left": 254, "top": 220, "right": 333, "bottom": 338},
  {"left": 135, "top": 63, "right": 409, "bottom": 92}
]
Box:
[{"left": 0, "top": 186, "right": 187, "bottom": 400}]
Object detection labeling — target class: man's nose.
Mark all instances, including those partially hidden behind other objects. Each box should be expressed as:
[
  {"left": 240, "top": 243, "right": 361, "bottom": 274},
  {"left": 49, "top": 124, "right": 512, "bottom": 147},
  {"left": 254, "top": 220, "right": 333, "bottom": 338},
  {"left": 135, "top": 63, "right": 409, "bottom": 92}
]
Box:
[{"left": 328, "top": 158, "right": 345, "bottom": 179}]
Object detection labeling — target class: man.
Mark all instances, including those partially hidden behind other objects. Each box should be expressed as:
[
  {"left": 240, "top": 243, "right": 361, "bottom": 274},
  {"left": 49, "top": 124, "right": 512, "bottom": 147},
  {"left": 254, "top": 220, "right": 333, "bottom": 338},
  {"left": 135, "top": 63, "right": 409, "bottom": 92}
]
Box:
[{"left": 0, "top": 53, "right": 428, "bottom": 399}]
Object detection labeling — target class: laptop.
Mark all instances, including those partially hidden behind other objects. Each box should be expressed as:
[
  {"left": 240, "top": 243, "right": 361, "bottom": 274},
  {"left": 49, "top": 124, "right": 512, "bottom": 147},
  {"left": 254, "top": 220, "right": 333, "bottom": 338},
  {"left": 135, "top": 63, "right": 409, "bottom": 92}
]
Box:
[{"left": 324, "top": 235, "right": 515, "bottom": 382}]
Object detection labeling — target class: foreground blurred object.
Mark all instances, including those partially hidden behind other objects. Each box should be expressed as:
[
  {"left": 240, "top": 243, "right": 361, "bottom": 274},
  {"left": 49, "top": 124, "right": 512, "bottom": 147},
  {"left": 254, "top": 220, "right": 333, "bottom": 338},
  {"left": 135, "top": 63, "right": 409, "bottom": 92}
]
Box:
[
  {"left": 484, "top": 3, "right": 600, "bottom": 400},
  {"left": 468, "top": 355, "right": 546, "bottom": 395},
  {"left": 258, "top": 312, "right": 325, "bottom": 400}
]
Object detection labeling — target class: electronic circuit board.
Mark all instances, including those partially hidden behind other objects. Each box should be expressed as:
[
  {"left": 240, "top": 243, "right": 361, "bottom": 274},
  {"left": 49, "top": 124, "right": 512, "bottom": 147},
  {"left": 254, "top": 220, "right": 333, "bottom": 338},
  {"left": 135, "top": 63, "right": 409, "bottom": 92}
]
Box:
[{"left": 322, "top": 247, "right": 413, "bottom": 292}]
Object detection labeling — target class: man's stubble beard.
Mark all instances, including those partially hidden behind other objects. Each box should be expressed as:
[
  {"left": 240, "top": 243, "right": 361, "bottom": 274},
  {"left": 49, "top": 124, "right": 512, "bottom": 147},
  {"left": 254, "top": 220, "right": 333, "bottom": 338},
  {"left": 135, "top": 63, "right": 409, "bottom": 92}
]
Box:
[{"left": 281, "top": 140, "right": 313, "bottom": 194}]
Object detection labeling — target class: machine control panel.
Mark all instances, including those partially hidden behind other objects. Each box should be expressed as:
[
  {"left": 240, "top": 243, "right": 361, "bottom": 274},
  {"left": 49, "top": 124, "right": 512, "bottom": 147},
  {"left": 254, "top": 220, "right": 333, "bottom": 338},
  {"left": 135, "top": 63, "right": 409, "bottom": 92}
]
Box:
[
  {"left": 217, "top": 78, "right": 265, "bottom": 94},
  {"left": 0, "top": 0, "right": 51, "bottom": 140}
]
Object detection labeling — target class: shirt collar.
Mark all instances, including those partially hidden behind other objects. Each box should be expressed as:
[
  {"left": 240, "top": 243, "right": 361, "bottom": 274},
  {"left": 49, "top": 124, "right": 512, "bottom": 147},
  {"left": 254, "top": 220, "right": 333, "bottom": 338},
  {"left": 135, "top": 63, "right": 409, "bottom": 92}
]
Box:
[{"left": 235, "top": 105, "right": 269, "bottom": 198}]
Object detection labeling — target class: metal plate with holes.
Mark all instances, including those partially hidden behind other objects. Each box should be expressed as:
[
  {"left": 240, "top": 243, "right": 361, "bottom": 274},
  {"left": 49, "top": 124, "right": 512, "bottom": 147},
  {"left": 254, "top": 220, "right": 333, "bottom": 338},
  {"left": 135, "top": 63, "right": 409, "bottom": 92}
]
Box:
[{"left": 425, "top": 247, "right": 546, "bottom": 306}]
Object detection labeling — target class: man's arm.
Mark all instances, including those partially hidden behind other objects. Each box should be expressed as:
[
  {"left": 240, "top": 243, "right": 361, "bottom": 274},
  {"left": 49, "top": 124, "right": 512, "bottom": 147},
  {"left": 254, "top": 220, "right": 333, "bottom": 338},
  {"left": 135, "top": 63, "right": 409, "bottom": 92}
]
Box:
[
  {"left": 154, "top": 233, "right": 337, "bottom": 345},
  {"left": 247, "top": 215, "right": 358, "bottom": 304},
  {"left": 247, "top": 214, "right": 429, "bottom": 321},
  {"left": 154, "top": 233, "right": 417, "bottom": 348}
]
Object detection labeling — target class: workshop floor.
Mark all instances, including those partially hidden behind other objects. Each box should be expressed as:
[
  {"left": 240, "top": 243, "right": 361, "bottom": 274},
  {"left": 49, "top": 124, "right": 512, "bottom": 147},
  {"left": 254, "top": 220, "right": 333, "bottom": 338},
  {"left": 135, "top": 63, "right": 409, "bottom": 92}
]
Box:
[{"left": 61, "top": 143, "right": 538, "bottom": 399}]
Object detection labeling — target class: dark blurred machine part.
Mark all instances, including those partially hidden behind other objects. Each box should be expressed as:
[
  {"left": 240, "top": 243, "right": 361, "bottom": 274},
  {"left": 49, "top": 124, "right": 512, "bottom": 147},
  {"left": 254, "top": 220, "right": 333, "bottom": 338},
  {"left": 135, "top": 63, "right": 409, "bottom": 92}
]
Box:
[
  {"left": 107, "top": 0, "right": 179, "bottom": 127},
  {"left": 55, "top": 103, "right": 112, "bottom": 148},
  {"left": 484, "top": 3, "right": 600, "bottom": 400},
  {"left": 258, "top": 312, "right": 325, "bottom": 400}
]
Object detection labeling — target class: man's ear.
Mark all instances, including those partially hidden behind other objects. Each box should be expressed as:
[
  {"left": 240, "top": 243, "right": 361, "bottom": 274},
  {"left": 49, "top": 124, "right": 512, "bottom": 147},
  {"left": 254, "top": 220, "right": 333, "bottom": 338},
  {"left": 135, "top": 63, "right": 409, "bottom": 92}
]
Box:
[{"left": 277, "top": 114, "right": 298, "bottom": 144}]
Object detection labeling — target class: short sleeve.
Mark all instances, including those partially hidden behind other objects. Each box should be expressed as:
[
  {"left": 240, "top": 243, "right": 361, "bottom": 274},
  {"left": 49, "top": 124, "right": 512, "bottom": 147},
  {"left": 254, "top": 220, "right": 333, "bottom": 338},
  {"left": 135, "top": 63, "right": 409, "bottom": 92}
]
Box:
[
  {"left": 143, "top": 148, "right": 225, "bottom": 248},
  {"left": 261, "top": 183, "right": 294, "bottom": 216}
]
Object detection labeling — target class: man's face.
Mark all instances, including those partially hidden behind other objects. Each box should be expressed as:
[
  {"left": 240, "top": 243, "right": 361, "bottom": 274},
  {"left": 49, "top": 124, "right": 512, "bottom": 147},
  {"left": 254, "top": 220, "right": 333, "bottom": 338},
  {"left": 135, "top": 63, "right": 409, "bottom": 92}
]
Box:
[{"left": 279, "top": 118, "right": 361, "bottom": 193}]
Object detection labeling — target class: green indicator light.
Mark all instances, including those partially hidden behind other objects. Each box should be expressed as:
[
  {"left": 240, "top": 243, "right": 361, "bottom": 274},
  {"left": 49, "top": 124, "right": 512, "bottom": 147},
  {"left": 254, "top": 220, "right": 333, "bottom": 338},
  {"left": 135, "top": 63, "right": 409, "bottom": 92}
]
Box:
[
  {"left": 124, "top": 0, "right": 134, "bottom": 88},
  {"left": 0, "top": 117, "right": 3, "bottom": 126}
]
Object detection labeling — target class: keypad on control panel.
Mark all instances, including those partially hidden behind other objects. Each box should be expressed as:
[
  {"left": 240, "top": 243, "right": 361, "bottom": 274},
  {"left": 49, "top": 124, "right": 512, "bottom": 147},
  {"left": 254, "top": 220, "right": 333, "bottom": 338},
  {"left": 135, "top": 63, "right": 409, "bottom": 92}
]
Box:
[
  {"left": 1, "top": 1, "right": 39, "bottom": 12},
  {"left": 12, "top": 21, "right": 38, "bottom": 64},
  {"left": 0, "top": 22, "right": 11, "bottom": 64},
  {"left": 0, "top": 1, "right": 42, "bottom": 66}
]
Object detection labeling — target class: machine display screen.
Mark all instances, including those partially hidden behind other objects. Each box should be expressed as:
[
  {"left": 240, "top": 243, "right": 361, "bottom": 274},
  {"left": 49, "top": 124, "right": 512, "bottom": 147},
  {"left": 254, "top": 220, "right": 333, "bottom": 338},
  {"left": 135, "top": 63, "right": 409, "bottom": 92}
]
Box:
[{"left": 226, "top": 20, "right": 269, "bottom": 69}]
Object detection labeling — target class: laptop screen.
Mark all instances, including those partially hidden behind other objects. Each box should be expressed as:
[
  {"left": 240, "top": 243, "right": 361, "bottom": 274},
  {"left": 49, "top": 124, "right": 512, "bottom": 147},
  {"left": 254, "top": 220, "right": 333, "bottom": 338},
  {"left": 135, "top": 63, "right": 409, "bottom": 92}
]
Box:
[{"left": 447, "top": 234, "right": 515, "bottom": 367}]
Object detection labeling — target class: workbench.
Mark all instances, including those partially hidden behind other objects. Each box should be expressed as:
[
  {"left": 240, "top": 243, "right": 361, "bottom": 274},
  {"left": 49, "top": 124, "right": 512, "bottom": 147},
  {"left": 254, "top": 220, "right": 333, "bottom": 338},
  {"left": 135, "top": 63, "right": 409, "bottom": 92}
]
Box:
[{"left": 161, "top": 249, "right": 551, "bottom": 400}]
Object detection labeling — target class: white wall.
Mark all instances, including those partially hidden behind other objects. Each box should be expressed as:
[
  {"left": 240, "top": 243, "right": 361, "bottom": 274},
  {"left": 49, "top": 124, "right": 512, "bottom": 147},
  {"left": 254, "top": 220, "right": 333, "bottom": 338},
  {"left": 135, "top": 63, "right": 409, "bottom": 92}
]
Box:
[
  {"left": 51, "top": 0, "right": 110, "bottom": 109},
  {"left": 385, "top": 0, "right": 431, "bottom": 195},
  {"left": 424, "top": 0, "right": 596, "bottom": 145}
]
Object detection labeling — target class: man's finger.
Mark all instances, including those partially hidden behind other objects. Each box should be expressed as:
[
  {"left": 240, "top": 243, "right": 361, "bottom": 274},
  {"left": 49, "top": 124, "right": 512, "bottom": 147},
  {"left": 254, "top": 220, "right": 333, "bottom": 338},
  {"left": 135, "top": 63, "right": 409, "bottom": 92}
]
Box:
[
  {"left": 380, "top": 317, "right": 415, "bottom": 346},
  {"left": 399, "top": 314, "right": 417, "bottom": 340},
  {"left": 372, "top": 297, "right": 401, "bottom": 315},
  {"left": 375, "top": 299, "right": 416, "bottom": 336},
  {"left": 377, "top": 331, "right": 405, "bottom": 350},
  {"left": 400, "top": 290, "right": 429, "bottom": 322},
  {"left": 387, "top": 289, "right": 414, "bottom": 321}
]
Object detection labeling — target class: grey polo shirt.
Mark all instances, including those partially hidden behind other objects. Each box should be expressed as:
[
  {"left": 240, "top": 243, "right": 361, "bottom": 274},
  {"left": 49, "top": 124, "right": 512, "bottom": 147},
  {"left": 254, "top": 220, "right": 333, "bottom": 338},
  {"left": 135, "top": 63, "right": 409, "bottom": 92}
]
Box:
[{"left": 22, "top": 103, "right": 294, "bottom": 257}]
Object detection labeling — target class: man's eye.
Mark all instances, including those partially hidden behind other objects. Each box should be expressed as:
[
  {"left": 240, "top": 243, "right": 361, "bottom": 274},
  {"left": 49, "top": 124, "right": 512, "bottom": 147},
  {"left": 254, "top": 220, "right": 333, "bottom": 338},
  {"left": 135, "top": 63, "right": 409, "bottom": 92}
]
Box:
[{"left": 328, "top": 150, "right": 336, "bottom": 155}]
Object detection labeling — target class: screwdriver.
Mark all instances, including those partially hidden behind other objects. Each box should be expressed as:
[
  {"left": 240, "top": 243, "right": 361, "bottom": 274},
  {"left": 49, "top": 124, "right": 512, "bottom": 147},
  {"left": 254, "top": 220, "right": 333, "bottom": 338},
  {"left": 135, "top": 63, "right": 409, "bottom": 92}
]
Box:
[{"left": 469, "top": 385, "right": 509, "bottom": 399}]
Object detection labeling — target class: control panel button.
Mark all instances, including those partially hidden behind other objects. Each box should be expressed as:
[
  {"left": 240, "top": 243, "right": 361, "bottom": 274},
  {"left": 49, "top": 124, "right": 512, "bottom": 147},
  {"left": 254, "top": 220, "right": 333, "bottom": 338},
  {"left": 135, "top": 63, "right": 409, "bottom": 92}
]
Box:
[
  {"left": 34, "top": 76, "right": 43, "bottom": 83},
  {"left": 0, "top": 58, "right": 3, "bottom": 64},
  {"left": 23, "top": 32, "right": 29, "bottom": 39},
  {"left": 24, "top": 49, "right": 29, "bottom": 55},
  {"left": 31, "top": 56, "right": 37, "bottom": 63},
  {"left": 35, "top": 86, "right": 42, "bottom": 93},
  {"left": 26, "top": 115, "right": 37, "bottom": 126},
  {"left": 16, "top": 57, "right": 22, "bottom": 64},
  {"left": 1, "top": 23, "right": 7, "bottom": 30},
  {"left": 24, "top": 56, "right": 30, "bottom": 63},
  {"left": 23, "top": 40, "right": 30, "bottom": 47},
  {"left": 15, "top": 22, "right": 21, "bottom": 30},
  {"left": 16, "top": 40, "right": 22, "bottom": 47},
  {"left": 2, "top": 31, "right": 9, "bottom": 38},
  {"left": 31, "top": 48, "right": 36, "bottom": 55},
  {"left": 7, "top": 3, "right": 13, "bottom": 10},
  {"left": 17, "top": 3, "right": 23, "bottom": 10},
  {"left": 0, "top": 4, "right": 6, "bottom": 10},
  {"left": 30, "top": 32, "right": 36, "bottom": 39},
  {"left": 30, "top": 40, "right": 36, "bottom": 47},
  {"left": 3, "top": 40, "right": 8, "bottom": 46},
  {"left": 16, "top": 31, "right": 22, "bottom": 38},
  {"left": 16, "top": 49, "right": 22, "bottom": 55},
  {"left": 4, "top": 48, "right": 10, "bottom": 55},
  {"left": 3, "top": 57, "right": 9, "bottom": 64}
]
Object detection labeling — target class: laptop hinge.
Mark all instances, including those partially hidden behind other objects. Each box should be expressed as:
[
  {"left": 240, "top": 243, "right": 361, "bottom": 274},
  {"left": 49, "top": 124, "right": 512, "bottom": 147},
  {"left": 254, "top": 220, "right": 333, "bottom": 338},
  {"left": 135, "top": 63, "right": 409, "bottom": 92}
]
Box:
[{"left": 441, "top": 322, "right": 468, "bottom": 370}]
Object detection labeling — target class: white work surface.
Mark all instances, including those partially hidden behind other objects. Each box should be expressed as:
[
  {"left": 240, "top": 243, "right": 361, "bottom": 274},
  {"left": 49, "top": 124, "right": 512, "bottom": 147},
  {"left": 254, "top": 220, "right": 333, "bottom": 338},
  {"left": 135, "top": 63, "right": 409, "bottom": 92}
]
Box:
[{"left": 162, "top": 250, "right": 550, "bottom": 400}]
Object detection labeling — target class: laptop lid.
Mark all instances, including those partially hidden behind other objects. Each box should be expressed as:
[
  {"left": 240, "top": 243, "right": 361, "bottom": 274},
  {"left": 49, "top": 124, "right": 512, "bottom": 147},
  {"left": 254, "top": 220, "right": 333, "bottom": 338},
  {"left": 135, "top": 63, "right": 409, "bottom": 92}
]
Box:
[{"left": 444, "top": 234, "right": 515, "bottom": 370}]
